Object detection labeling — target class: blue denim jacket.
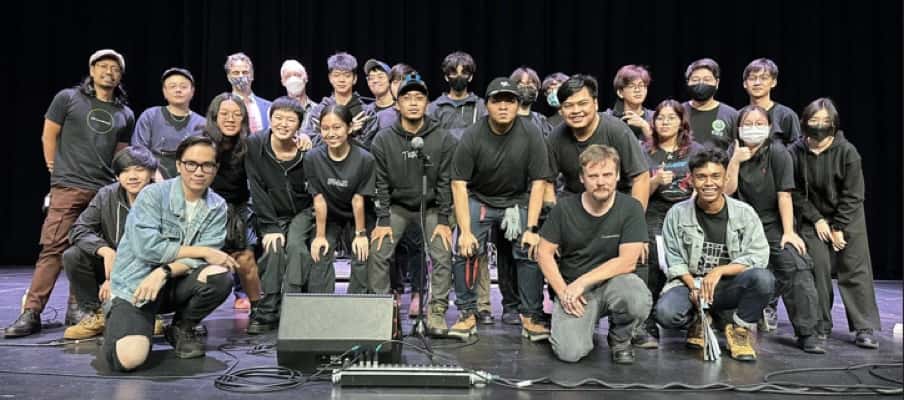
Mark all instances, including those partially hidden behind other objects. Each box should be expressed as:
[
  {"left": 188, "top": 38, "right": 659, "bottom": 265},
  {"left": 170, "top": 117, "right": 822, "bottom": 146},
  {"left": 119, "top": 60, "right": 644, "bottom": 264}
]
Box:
[
  {"left": 661, "top": 195, "right": 769, "bottom": 293},
  {"left": 110, "top": 177, "right": 227, "bottom": 306}
]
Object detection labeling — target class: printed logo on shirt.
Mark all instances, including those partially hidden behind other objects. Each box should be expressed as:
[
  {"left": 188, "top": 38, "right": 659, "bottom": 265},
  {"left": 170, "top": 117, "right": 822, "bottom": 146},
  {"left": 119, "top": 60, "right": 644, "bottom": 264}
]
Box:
[
  {"left": 402, "top": 150, "right": 419, "bottom": 160},
  {"left": 697, "top": 241, "right": 729, "bottom": 275},
  {"left": 327, "top": 178, "right": 349, "bottom": 188},
  {"left": 86, "top": 108, "right": 115, "bottom": 134},
  {"left": 711, "top": 119, "right": 726, "bottom": 137}
]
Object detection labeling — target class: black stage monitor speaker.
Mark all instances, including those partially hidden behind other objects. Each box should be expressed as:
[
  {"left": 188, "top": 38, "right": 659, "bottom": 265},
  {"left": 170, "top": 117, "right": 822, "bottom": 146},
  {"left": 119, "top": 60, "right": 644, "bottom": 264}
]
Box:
[{"left": 277, "top": 293, "right": 402, "bottom": 372}]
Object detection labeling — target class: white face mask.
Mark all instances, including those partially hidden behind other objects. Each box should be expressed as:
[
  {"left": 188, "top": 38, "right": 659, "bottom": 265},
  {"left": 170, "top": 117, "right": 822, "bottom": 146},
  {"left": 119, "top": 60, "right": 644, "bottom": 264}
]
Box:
[
  {"left": 284, "top": 76, "right": 306, "bottom": 97},
  {"left": 739, "top": 126, "right": 770, "bottom": 145}
]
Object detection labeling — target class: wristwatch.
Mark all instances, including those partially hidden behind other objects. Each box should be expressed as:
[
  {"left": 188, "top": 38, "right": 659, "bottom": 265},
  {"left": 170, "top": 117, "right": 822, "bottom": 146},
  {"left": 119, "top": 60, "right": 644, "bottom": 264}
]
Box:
[
  {"left": 159, "top": 264, "right": 173, "bottom": 280},
  {"left": 355, "top": 229, "right": 368, "bottom": 238},
  {"left": 527, "top": 225, "right": 539, "bottom": 234}
]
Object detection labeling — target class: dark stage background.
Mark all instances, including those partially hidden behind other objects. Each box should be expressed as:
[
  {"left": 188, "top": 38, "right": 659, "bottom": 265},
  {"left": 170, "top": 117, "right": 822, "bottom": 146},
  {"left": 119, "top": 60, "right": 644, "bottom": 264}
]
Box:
[{"left": 3, "top": 0, "right": 901, "bottom": 279}]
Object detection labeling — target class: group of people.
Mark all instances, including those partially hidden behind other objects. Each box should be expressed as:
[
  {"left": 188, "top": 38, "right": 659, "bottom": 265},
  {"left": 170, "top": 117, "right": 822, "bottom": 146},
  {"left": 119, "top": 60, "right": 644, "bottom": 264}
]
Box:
[{"left": 3, "top": 48, "right": 882, "bottom": 372}]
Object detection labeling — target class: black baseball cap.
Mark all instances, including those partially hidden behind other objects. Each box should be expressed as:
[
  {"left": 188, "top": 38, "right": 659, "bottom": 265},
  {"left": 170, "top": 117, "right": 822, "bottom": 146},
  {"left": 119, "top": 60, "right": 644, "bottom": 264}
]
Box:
[
  {"left": 160, "top": 67, "right": 195, "bottom": 85},
  {"left": 485, "top": 77, "right": 521, "bottom": 100},
  {"left": 397, "top": 72, "right": 429, "bottom": 97}
]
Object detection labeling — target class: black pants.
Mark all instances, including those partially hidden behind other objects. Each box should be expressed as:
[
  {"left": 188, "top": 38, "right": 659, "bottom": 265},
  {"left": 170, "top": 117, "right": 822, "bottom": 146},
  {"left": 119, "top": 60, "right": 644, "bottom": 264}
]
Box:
[
  {"left": 63, "top": 246, "right": 106, "bottom": 313},
  {"left": 493, "top": 226, "right": 519, "bottom": 313},
  {"left": 103, "top": 267, "right": 232, "bottom": 372},
  {"left": 799, "top": 215, "right": 881, "bottom": 334},
  {"left": 763, "top": 222, "right": 820, "bottom": 337},
  {"left": 390, "top": 224, "right": 425, "bottom": 294}
]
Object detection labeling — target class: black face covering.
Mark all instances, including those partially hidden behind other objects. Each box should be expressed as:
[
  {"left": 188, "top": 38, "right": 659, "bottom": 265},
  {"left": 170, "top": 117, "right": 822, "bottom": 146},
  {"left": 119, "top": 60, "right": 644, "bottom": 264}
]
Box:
[
  {"left": 804, "top": 125, "right": 835, "bottom": 141},
  {"left": 449, "top": 76, "right": 469, "bottom": 92},
  {"left": 518, "top": 85, "right": 538, "bottom": 105},
  {"left": 687, "top": 83, "right": 717, "bottom": 102}
]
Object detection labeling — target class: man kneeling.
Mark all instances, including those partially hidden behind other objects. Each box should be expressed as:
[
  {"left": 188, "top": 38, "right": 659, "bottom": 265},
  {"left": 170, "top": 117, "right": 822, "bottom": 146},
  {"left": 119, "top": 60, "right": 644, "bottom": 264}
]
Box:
[
  {"left": 537, "top": 145, "right": 652, "bottom": 364},
  {"left": 655, "top": 148, "right": 774, "bottom": 362},
  {"left": 104, "top": 136, "right": 237, "bottom": 371}
]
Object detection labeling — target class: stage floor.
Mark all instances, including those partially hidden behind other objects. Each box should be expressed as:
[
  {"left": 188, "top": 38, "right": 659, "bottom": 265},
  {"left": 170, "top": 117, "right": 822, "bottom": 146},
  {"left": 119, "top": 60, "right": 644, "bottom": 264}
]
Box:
[{"left": 0, "top": 265, "right": 901, "bottom": 399}]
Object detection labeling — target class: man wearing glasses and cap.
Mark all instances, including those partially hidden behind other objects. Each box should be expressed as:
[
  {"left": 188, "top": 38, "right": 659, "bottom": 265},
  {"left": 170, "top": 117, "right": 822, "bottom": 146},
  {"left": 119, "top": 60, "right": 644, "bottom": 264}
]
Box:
[
  {"left": 132, "top": 67, "right": 206, "bottom": 180},
  {"left": 447, "top": 77, "right": 553, "bottom": 342},
  {"left": 5, "top": 49, "right": 134, "bottom": 338}
]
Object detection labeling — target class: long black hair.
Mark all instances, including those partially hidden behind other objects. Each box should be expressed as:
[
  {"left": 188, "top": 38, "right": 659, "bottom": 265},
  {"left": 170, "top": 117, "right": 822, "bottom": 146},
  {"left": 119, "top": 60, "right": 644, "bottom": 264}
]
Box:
[{"left": 204, "top": 92, "right": 249, "bottom": 164}]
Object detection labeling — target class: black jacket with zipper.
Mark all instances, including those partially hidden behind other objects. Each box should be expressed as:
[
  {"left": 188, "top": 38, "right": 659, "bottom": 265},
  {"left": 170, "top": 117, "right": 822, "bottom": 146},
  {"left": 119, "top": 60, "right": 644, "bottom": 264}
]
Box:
[
  {"left": 370, "top": 116, "right": 457, "bottom": 227},
  {"left": 246, "top": 131, "right": 313, "bottom": 235},
  {"left": 68, "top": 182, "right": 131, "bottom": 255},
  {"left": 789, "top": 130, "right": 866, "bottom": 231}
]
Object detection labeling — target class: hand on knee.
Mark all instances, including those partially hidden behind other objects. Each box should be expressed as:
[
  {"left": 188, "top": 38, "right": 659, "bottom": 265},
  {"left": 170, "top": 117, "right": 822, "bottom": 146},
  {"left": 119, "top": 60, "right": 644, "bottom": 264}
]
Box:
[{"left": 114, "top": 335, "right": 150, "bottom": 371}]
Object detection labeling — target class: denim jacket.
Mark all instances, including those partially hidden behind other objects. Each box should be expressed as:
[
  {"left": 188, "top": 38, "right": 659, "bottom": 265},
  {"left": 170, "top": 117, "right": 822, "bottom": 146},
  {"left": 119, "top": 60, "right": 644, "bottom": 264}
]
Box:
[
  {"left": 110, "top": 177, "right": 227, "bottom": 306},
  {"left": 661, "top": 195, "right": 769, "bottom": 293}
]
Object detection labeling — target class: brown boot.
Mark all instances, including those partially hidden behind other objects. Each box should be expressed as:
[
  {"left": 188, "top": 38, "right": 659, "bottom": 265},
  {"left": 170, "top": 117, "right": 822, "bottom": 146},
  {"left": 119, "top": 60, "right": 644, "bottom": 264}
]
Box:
[
  {"left": 725, "top": 323, "right": 757, "bottom": 361},
  {"left": 447, "top": 313, "right": 477, "bottom": 340},
  {"left": 63, "top": 309, "right": 105, "bottom": 340},
  {"left": 520, "top": 314, "right": 550, "bottom": 342},
  {"left": 686, "top": 314, "right": 706, "bottom": 350}
]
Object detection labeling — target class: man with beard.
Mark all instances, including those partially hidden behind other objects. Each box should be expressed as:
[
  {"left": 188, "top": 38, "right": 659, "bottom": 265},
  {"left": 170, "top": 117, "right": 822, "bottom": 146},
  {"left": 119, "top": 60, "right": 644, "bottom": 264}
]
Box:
[
  {"left": 5, "top": 49, "right": 134, "bottom": 338},
  {"left": 367, "top": 74, "right": 457, "bottom": 335},
  {"left": 447, "top": 78, "right": 552, "bottom": 341},
  {"left": 225, "top": 52, "right": 271, "bottom": 133},
  {"left": 682, "top": 58, "right": 739, "bottom": 151},
  {"left": 537, "top": 144, "right": 651, "bottom": 364}
]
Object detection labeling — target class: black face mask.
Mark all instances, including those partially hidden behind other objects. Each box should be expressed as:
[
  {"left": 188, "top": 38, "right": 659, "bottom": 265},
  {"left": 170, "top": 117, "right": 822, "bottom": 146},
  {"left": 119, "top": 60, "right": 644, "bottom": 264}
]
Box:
[
  {"left": 687, "top": 83, "right": 717, "bottom": 102},
  {"left": 804, "top": 125, "right": 835, "bottom": 141},
  {"left": 449, "top": 76, "right": 469, "bottom": 92},
  {"left": 518, "top": 85, "right": 538, "bottom": 105}
]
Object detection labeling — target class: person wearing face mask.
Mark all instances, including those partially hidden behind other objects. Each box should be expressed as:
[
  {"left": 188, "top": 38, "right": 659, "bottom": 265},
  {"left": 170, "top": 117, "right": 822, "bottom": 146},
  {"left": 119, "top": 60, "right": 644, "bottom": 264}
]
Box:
[
  {"left": 682, "top": 58, "right": 739, "bottom": 152},
  {"left": 280, "top": 59, "right": 313, "bottom": 113},
  {"left": 742, "top": 58, "right": 801, "bottom": 146},
  {"left": 203, "top": 93, "right": 263, "bottom": 322},
  {"left": 132, "top": 68, "right": 206, "bottom": 180},
  {"left": 724, "top": 105, "right": 823, "bottom": 354},
  {"left": 542, "top": 72, "right": 569, "bottom": 128},
  {"left": 607, "top": 65, "right": 654, "bottom": 142},
  {"left": 5, "top": 49, "right": 134, "bottom": 338},
  {"left": 244, "top": 97, "right": 314, "bottom": 333},
  {"left": 511, "top": 67, "right": 553, "bottom": 136},
  {"left": 789, "top": 98, "right": 881, "bottom": 350},
  {"left": 225, "top": 52, "right": 271, "bottom": 134},
  {"left": 427, "top": 51, "right": 488, "bottom": 140}
]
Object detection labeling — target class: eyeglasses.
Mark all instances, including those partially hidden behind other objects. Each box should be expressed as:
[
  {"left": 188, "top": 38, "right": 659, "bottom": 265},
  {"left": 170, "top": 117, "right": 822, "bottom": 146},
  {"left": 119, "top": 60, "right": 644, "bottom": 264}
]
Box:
[
  {"left": 180, "top": 160, "right": 218, "bottom": 174},
  {"left": 366, "top": 73, "right": 388, "bottom": 83},
  {"left": 625, "top": 83, "right": 647, "bottom": 91}
]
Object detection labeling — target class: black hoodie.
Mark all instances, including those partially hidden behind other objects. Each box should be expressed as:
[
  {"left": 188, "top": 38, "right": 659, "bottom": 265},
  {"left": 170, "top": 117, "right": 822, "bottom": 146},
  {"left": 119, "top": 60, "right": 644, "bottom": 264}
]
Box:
[
  {"left": 246, "top": 131, "right": 314, "bottom": 235},
  {"left": 789, "top": 131, "right": 866, "bottom": 231},
  {"left": 68, "top": 182, "right": 132, "bottom": 255},
  {"left": 370, "top": 116, "right": 457, "bottom": 227}
]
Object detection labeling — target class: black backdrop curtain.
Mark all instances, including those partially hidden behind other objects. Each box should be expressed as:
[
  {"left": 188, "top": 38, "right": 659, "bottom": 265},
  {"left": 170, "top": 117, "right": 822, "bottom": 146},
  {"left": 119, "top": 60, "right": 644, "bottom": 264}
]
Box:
[{"left": 3, "top": 0, "right": 901, "bottom": 279}]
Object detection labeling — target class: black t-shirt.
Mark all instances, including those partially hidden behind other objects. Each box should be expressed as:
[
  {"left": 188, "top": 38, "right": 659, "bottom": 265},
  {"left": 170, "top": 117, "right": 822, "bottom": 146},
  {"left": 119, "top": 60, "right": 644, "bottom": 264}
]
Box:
[
  {"left": 547, "top": 112, "right": 648, "bottom": 194},
  {"left": 304, "top": 144, "right": 375, "bottom": 221},
  {"left": 539, "top": 192, "right": 648, "bottom": 283},
  {"left": 694, "top": 201, "right": 731, "bottom": 275},
  {"left": 46, "top": 88, "right": 135, "bottom": 190},
  {"left": 211, "top": 150, "right": 250, "bottom": 204},
  {"left": 451, "top": 116, "right": 552, "bottom": 208},
  {"left": 767, "top": 102, "right": 801, "bottom": 146},
  {"left": 736, "top": 140, "right": 794, "bottom": 234},
  {"left": 645, "top": 141, "right": 704, "bottom": 217},
  {"left": 683, "top": 102, "right": 738, "bottom": 151}
]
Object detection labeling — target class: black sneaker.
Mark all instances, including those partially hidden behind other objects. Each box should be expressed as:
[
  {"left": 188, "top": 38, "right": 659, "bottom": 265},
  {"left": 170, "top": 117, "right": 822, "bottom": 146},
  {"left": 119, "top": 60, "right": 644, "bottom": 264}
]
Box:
[
  {"left": 501, "top": 309, "right": 521, "bottom": 325},
  {"left": 165, "top": 322, "right": 205, "bottom": 359},
  {"left": 631, "top": 330, "right": 659, "bottom": 349},
  {"left": 798, "top": 335, "right": 826, "bottom": 354},
  {"left": 247, "top": 316, "right": 278, "bottom": 335},
  {"left": 611, "top": 347, "right": 636, "bottom": 364},
  {"left": 3, "top": 310, "right": 41, "bottom": 338},
  {"left": 478, "top": 310, "right": 494, "bottom": 325},
  {"left": 854, "top": 329, "right": 878, "bottom": 349}
]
